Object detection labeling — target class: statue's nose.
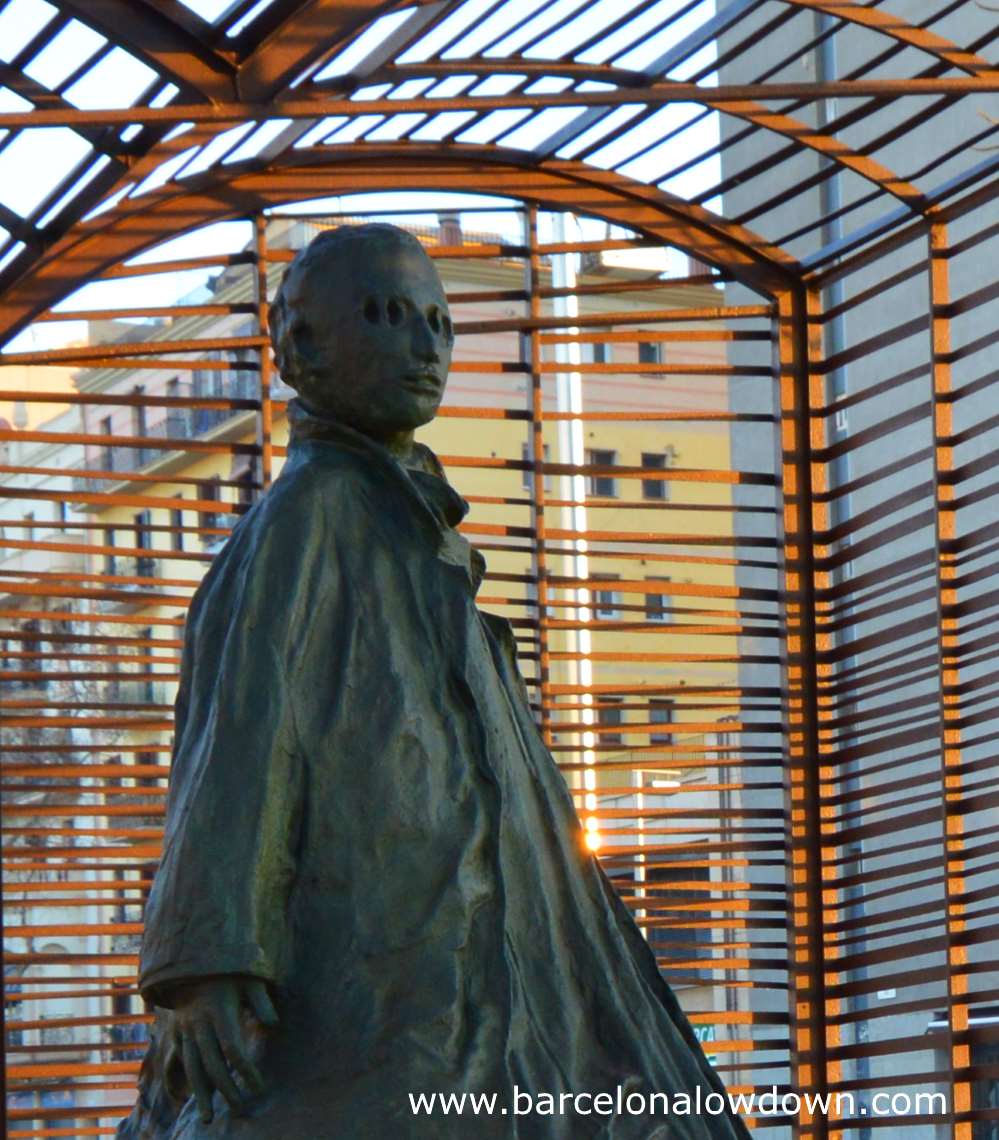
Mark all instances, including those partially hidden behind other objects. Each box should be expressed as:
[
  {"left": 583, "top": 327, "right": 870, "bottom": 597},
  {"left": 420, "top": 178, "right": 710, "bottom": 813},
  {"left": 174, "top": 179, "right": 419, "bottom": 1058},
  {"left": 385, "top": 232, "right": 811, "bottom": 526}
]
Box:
[{"left": 412, "top": 315, "right": 440, "bottom": 362}]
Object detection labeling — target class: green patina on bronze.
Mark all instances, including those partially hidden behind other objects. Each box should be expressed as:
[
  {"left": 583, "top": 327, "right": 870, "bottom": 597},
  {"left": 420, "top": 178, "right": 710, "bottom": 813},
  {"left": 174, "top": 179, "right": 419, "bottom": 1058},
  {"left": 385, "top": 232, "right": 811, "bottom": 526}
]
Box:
[{"left": 119, "top": 225, "right": 751, "bottom": 1139}]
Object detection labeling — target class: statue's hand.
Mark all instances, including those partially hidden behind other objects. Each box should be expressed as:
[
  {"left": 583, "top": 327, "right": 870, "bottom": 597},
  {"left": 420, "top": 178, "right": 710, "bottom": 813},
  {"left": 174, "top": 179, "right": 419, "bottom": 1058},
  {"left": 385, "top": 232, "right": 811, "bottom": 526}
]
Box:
[{"left": 168, "top": 976, "right": 278, "bottom": 1123}]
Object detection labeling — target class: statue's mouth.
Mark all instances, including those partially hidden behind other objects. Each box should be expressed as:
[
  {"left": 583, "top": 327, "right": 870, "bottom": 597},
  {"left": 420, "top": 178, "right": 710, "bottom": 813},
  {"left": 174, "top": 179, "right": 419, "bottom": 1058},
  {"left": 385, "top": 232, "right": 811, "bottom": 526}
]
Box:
[{"left": 401, "top": 370, "right": 442, "bottom": 393}]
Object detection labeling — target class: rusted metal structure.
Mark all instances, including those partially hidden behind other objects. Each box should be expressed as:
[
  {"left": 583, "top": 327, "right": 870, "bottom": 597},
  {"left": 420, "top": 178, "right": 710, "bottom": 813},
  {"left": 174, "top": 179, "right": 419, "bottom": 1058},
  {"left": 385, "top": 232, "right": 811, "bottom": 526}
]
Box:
[{"left": 0, "top": 1, "right": 997, "bottom": 1137}]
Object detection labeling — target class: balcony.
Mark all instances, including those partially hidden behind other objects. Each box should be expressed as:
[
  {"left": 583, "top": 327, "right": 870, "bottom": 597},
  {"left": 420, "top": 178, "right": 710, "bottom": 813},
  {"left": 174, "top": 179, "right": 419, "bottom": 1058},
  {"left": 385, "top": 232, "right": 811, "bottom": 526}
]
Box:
[
  {"left": 101, "top": 555, "right": 159, "bottom": 582},
  {"left": 74, "top": 374, "right": 258, "bottom": 491}
]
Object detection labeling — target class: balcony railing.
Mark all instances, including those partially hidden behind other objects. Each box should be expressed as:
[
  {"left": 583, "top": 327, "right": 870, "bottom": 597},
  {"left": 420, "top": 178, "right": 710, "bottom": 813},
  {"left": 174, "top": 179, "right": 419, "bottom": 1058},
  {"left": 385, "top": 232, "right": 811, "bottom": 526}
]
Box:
[
  {"left": 100, "top": 555, "right": 159, "bottom": 581},
  {"left": 75, "top": 374, "right": 258, "bottom": 489}
]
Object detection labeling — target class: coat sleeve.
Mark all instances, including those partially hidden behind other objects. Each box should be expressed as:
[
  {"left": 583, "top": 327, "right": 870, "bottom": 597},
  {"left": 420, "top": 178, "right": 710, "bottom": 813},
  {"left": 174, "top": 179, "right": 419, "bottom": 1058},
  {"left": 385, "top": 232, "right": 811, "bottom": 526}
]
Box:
[{"left": 139, "top": 474, "right": 330, "bottom": 1007}]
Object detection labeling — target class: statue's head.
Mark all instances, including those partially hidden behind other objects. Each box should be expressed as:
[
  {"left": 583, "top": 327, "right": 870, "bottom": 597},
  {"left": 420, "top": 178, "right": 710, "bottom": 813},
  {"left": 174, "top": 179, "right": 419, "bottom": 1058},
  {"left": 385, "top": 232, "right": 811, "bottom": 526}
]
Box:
[{"left": 271, "top": 223, "right": 454, "bottom": 440}]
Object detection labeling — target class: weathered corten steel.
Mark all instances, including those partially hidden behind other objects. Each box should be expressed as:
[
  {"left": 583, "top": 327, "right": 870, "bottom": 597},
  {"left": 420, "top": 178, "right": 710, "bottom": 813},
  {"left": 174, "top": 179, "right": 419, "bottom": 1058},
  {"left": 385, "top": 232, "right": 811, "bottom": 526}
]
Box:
[{"left": 0, "top": 0, "right": 997, "bottom": 1137}]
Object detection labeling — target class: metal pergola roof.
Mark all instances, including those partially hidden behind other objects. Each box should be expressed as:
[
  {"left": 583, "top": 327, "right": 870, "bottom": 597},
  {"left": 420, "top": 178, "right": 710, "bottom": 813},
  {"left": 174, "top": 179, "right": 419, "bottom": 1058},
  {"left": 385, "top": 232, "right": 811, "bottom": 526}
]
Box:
[{"left": 0, "top": 0, "right": 996, "bottom": 338}]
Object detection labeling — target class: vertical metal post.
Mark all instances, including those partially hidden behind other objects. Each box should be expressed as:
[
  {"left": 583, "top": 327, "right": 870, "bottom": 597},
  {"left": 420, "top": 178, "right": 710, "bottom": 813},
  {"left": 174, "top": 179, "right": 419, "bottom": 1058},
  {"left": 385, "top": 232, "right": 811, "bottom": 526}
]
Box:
[
  {"left": 776, "top": 286, "right": 830, "bottom": 1140},
  {"left": 927, "top": 218, "right": 969, "bottom": 1140},
  {"left": 551, "top": 212, "right": 591, "bottom": 799},
  {"left": 814, "top": 20, "right": 868, "bottom": 1117},
  {"left": 0, "top": 825, "right": 6, "bottom": 1140},
  {"left": 806, "top": 283, "right": 843, "bottom": 1126},
  {"left": 254, "top": 213, "right": 274, "bottom": 492},
  {"left": 525, "top": 205, "right": 553, "bottom": 744}
]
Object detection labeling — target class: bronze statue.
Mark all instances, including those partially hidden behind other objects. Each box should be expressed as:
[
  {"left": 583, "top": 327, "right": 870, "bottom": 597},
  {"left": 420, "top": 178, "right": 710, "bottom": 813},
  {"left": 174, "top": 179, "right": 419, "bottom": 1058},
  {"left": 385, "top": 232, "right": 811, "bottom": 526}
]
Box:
[{"left": 119, "top": 224, "right": 752, "bottom": 1139}]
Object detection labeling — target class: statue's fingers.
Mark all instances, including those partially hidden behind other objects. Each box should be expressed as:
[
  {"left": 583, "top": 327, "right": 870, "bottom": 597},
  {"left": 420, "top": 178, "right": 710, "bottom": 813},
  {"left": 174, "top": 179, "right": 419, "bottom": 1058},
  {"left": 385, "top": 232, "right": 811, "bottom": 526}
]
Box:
[
  {"left": 214, "top": 996, "right": 264, "bottom": 1095},
  {"left": 164, "top": 1030, "right": 189, "bottom": 1103},
  {"left": 244, "top": 980, "right": 279, "bottom": 1028},
  {"left": 181, "top": 1034, "right": 215, "bottom": 1124},
  {"left": 194, "top": 1023, "right": 245, "bottom": 1113}
]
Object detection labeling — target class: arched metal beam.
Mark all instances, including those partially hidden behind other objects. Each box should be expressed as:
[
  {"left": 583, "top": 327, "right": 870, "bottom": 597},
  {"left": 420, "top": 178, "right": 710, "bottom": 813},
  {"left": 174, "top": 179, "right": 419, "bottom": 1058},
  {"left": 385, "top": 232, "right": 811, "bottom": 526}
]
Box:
[
  {"left": 48, "top": 0, "right": 998, "bottom": 112},
  {"left": 780, "top": 0, "right": 998, "bottom": 76},
  {"left": 335, "top": 58, "right": 646, "bottom": 91},
  {"left": 0, "top": 65, "right": 931, "bottom": 225},
  {"left": 52, "top": 0, "right": 445, "bottom": 105},
  {"left": 710, "top": 96, "right": 925, "bottom": 210},
  {"left": 0, "top": 145, "right": 798, "bottom": 344},
  {"left": 0, "top": 60, "right": 969, "bottom": 297},
  {"left": 55, "top": 0, "right": 239, "bottom": 102},
  {"left": 6, "top": 74, "right": 997, "bottom": 133},
  {"left": 235, "top": 0, "right": 443, "bottom": 101},
  {"left": 350, "top": 58, "right": 927, "bottom": 210}
]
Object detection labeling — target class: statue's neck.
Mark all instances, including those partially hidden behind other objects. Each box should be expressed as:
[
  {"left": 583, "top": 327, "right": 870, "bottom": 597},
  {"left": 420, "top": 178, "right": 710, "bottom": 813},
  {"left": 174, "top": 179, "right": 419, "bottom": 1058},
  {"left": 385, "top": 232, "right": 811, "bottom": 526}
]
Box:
[
  {"left": 373, "top": 427, "right": 418, "bottom": 465},
  {"left": 294, "top": 398, "right": 418, "bottom": 466}
]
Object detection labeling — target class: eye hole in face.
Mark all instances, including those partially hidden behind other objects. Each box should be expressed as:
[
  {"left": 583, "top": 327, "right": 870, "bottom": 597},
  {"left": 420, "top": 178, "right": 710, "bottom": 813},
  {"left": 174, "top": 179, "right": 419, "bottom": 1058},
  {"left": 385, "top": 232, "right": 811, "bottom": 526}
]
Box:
[
  {"left": 426, "top": 305, "right": 453, "bottom": 343},
  {"left": 386, "top": 298, "right": 404, "bottom": 326},
  {"left": 363, "top": 296, "right": 380, "bottom": 324}
]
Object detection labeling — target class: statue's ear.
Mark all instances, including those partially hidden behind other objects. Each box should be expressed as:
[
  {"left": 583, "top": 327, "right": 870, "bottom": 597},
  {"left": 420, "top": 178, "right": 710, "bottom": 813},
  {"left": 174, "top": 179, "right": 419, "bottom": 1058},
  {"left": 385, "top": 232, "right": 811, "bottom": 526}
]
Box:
[
  {"left": 289, "top": 318, "right": 317, "bottom": 364},
  {"left": 276, "top": 317, "right": 316, "bottom": 384}
]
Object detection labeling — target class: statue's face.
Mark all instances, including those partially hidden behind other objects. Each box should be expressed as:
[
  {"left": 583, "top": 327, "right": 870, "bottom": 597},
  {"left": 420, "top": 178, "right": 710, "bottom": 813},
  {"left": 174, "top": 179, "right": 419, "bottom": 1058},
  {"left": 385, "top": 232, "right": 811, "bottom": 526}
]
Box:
[{"left": 293, "top": 240, "right": 454, "bottom": 437}]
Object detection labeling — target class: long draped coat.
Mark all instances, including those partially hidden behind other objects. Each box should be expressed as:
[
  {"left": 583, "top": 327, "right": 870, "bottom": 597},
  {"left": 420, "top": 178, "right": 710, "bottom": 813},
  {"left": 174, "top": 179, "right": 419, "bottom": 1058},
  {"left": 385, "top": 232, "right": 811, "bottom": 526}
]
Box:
[{"left": 122, "top": 406, "right": 752, "bottom": 1139}]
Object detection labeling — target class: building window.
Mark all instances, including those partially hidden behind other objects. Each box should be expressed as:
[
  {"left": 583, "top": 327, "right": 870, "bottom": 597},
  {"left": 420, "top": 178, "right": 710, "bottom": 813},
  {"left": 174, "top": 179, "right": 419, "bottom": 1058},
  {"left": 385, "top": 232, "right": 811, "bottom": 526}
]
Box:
[
  {"left": 236, "top": 466, "right": 256, "bottom": 514},
  {"left": 131, "top": 385, "right": 147, "bottom": 438},
  {"left": 171, "top": 497, "right": 184, "bottom": 552},
  {"left": 137, "top": 748, "right": 164, "bottom": 788},
  {"left": 110, "top": 976, "right": 148, "bottom": 1059},
  {"left": 134, "top": 510, "right": 153, "bottom": 578},
  {"left": 141, "top": 626, "right": 155, "bottom": 703},
  {"left": 231, "top": 346, "right": 259, "bottom": 400},
  {"left": 230, "top": 320, "right": 259, "bottom": 400},
  {"left": 105, "top": 754, "right": 124, "bottom": 788},
  {"left": 197, "top": 478, "right": 221, "bottom": 542},
  {"left": 650, "top": 698, "right": 674, "bottom": 745},
  {"left": 642, "top": 451, "right": 671, "bottom": 500},
  {"left": 645, "top": 857, "right": 711, "bottom": 983},
  {"left": 521, "top": 443, "right": 552, "bottom": 493},
  {"left": 5, "top": 981, "right": 22, "bottom": 1046},
  {"left": 104, "top": 526, "right": 116, "bottom": 576},
  {"left": 165, "top": 377, "right": 187, "bottom": 437},
  {"left": 645, "top": 577, "right": 671, "bottom": 622},
  {"left": 596, "top": 697, "right": 624, "bottom": 746},
  {"left": 586, "top": 448, "right": 617, "bottom": 497},
  {"left": 586, "top": 341, "right": 610, "bottom": 364},
  {"left": 638, "top": 340, "right": 661, "bottom": 367},
  {"left": 595, "top": 574, "right": 621, "bottom": 619},
  {"left": 21, "top": 619, "right": 45, "bottom": 690},
  {"left": 106, "top": 638, "right": 120, "bottom": 699},
  {"left": 99, "top": 413, "right": 114, "bottom": 472},
  {"left": 23, "top": 511, "right": 34, "bottom": 543},
  {"left": 193, "top": 359, "right": 225, "bottom": 434},
  {"left": 972, "top": 1040, "right": 999, "bottom": 1140}
]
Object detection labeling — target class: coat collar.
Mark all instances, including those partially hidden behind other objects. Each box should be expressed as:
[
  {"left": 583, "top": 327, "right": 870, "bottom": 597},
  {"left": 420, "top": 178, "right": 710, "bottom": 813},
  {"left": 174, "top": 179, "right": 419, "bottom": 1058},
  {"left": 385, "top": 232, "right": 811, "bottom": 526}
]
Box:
[{"left": 286, "top": 399, "right": 470, "bottom": 530}]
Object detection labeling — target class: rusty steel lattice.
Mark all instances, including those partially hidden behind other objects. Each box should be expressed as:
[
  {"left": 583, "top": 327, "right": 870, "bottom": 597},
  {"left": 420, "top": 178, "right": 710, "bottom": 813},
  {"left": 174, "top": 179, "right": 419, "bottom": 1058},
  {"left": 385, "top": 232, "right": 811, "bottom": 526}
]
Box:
[{"left": 0, "top": 1, "right": 997, "bottom": 1138}]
